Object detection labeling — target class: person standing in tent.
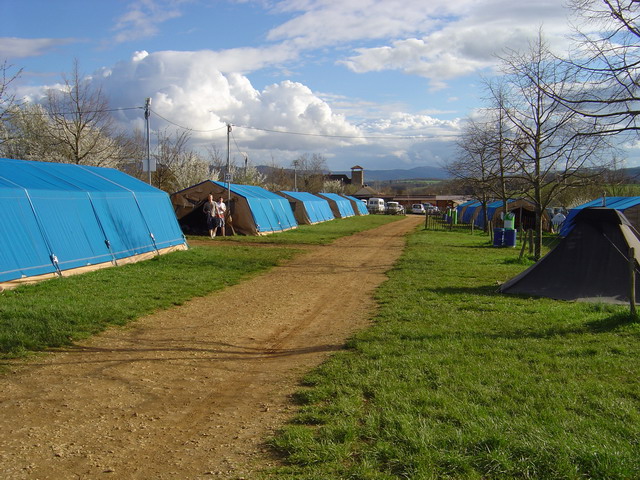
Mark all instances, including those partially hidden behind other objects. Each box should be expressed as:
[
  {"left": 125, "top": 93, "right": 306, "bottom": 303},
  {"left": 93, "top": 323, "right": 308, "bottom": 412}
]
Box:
[
  {"left": 213, "top": 196, "right": 227, "bottom": 237},
  {"left": 203, "top": 194, "right": 217, "bottom": 239}
]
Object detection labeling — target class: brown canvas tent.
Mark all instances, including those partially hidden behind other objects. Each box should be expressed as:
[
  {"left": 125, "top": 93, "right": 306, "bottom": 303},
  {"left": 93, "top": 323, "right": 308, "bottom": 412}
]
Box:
[
  {"left": 499, "top": 208, "right": 640, "bottom": 303},
  {"left": 171, "top": 181, "right": 297, "bottom": 236}
]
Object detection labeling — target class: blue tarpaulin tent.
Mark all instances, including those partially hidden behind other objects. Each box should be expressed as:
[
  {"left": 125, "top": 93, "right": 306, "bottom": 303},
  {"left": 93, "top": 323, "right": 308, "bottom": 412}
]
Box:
[
  {"left": 277, "top": 191, "right": 335, "bottom": 224},
  {"left": 0, "top": 158, "right": 187, "bottom": 286},
  {"left": 343, "top": 195, "right": 369, "bottom": 215},
  {"left": 560, "top": 197, "right": 640, "bottom": 237},
  {"left": 317, "top": 193, "right": 355, "bottom": 218},
  {"left": 171, "top": 180, "right": 297, "bottom": 235}
]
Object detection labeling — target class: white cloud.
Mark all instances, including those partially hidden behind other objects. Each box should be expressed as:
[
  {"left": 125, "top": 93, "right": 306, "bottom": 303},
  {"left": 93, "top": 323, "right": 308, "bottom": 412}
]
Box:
[
  {"left": 0, "top": 37, "right": 78, "bottom": 59},
  {"left": 111, "top": 0, "right": 187, "bottom": 43},
  {"left": 341, "top": 3, "right": 572, "bottom": 88},
  {"left": 81, "top": 51, "right": 366, "bottom": 161}
]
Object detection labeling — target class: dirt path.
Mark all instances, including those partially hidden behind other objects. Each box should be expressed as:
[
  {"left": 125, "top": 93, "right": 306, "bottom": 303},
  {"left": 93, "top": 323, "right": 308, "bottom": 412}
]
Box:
[{"left": 0, "top": 216, "right": 423, "bottom": 479}]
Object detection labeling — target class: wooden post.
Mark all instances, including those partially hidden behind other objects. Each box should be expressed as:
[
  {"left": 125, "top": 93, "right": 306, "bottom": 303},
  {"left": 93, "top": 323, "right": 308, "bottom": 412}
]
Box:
[
  {"left": 630, "top": 247, "right": 637, "bottom": 317},
  {"left": 425, "top": 212, "right": 428, "bottom": 230},
  {"left": 528, "top": 229, "right": 534, "bottom": 255},
  {"left": 519, "top": 230, "right": 528, "bottom": 260}
]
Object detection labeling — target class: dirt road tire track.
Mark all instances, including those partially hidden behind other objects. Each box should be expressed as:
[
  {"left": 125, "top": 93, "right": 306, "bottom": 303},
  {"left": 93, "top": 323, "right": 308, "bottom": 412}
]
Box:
[{"left": 0, "top": 216, "right": 423, "bottom": 479}]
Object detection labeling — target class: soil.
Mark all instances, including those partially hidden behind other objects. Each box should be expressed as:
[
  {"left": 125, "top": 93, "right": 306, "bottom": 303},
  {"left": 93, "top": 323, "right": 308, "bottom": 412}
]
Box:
[{"left": 0, "top": 216, "right": 423, "bottom": 479}]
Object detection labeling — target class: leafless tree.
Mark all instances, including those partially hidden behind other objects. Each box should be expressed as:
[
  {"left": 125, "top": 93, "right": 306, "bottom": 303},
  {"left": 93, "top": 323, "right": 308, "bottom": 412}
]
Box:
[
  {"left": 0, "top": 60, "right": 22, "bottom": 147},
  {"left": 293, "top": 153, "right": 327, "bottom": 193},
  {"left": 493, "top": 31, "right": 613, "bottom": 258},
  {"left": 564, "top": 0, "right": 640, "bottom": 134},
  {"left": 39, "top": 61, "right": 130, "bottom": 166},
  {"left": 447, "top": 118, "right": 499, "bottom": 231},
  {"left": 153, "top": 129, "right": 213, "bottom": 193}
]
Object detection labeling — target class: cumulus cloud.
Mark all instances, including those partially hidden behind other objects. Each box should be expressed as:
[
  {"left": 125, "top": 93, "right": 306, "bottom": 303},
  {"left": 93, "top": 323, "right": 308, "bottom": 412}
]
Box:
[
  {"left": 0, "top": 37, "right": 79, "bottom": 59},
  {"left": 76, "top": 51, "right": 365, "bottom": 164},
  {"left": 340, "top": 1, "right": 572, "bottom": 89}
]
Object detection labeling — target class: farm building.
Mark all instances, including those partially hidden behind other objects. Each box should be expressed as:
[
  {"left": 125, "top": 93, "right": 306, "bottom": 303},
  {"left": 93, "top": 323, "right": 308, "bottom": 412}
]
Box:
[
  {"left": 342, "top": 195, "right": 369, "bottom": 215},
  {"left": 500, "top": 208, "right": 640, "bottom": 303},
  {"left": 277, "top": 191, "right": 335, "bottom": 225},
  {"left": 0, "top": 158, "right": 187, "bottom": 289},
  {"left": 171, "top": 181, "right": 297, "bottom": 236},
  {"left": 317, "top": 193, "right": 356, "bottom": 218},
  {"left": 560, "top": 197, "right": 640, "bottom": 237}
]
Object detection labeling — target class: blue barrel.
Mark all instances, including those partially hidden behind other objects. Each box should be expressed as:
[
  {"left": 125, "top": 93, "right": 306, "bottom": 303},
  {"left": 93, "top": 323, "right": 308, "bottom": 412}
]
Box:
[
  {"left": 493, "top": 228, "right": 505, "bottom": 247},
  {"left": 504, "top": 228, "right": 517, "bottom": 247}
]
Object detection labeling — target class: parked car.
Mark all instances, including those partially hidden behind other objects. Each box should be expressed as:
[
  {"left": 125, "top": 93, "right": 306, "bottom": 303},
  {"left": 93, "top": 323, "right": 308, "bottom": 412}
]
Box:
[
  {"left": 411, "top": 204, "right": 426, "bottom": 215},
  {"left": 367, "top": 197, "right": 386, "bottom": 214},
  {"left": 424, "top": 204, "right": 440, "bottom": 215},
  {"left": 386, "top": 201, "right": 405, "bottom": 215}
]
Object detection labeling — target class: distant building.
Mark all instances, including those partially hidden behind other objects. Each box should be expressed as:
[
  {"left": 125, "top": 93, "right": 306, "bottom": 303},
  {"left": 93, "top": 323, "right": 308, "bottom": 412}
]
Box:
[
  {"left": 351, "top": 165, "right": 364, "bottom": 187},
  {"left": 327, "top": 165, "right": 366, "bottom": 187}
]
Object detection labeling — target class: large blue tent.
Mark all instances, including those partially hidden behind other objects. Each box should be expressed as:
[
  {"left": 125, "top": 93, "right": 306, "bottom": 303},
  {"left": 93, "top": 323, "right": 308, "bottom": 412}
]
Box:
[
  {"left": 277, "top": 191, "right": 335, "bottom": 224},
  {"left": 343, "top": 195, "right": 369, "bottom": 215},
  {"left": 317, "top": 193, "right": 355, "bottom": 218},
  {"left": 0, "top": 158, "right": 187, "bottom": 286},
  {"left": 172, "top": 180, "right": 297, "bottom": 235}
]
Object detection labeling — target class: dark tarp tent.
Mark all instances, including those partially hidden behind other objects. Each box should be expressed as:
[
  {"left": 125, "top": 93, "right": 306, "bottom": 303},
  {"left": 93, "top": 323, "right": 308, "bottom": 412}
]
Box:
[
  {"left": 277, "top": 191, "right": 335, "bottom": 225},
  {"left": 560, "top": 197, "right": 640, "bottom": 237},
  {"left": 0, "top": 158, "right": 187, "bottom": 288},
  {"left": 171, "top": 180, "right": 297, "bottom": 236},
  {"left": 499, "top": 208, "right": 640, "bottom": 303}
]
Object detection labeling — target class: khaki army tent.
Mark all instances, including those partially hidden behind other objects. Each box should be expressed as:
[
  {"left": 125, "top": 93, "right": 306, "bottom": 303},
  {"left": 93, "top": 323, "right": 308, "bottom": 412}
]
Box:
[
  {"left": 316, "top": 193, "right": 355, "bottom": 218},
  {"left": 171, "top": 180, "right": 297, "bottom": 236},
  {"left": 277, "top": 191, "right": 334, "bottom": 225},
  {"left": 341, "top": 195, "right": 369, "bottom": 215},
  {"left": 499, "top": 208, "right": 640, "bottom": 303}
]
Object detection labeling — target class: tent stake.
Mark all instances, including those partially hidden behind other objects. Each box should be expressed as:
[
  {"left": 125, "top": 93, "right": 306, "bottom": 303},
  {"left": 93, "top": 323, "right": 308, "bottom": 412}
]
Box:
[{"left": 630, "top": 247, "right": 637, "bottom": 317}]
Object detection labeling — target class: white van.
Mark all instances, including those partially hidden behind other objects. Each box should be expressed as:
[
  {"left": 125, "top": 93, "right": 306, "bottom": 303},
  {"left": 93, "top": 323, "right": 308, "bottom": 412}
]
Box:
[{"left": 367, "top": 198, "right": 385, "bottom": 214}]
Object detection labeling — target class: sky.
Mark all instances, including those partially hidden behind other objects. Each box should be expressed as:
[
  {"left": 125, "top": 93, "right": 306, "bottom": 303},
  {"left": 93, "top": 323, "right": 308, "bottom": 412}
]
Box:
[{"left": 0, "top": 0, "right": 596, "bottom": 172}]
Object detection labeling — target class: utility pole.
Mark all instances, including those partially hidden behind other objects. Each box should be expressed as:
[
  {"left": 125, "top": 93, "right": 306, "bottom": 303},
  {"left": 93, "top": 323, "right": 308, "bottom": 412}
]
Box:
[
  {"left": 144, "top": 98, "right": 152, "bottom": 185},
  {"left": 226, "top": 123, "right": 232, "bottom": 204},
  {"left": 293, "top": 159, "right": 299, "bottom": 192}
]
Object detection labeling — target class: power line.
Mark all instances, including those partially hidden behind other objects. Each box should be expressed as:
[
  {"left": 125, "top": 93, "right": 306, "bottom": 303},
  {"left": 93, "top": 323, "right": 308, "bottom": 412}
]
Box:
[
  {"left": 235, "top": 124, "right": 456, "bottom": 140},
  {"left": 149, "top": 109, "right": 229, "bottom": 133}
]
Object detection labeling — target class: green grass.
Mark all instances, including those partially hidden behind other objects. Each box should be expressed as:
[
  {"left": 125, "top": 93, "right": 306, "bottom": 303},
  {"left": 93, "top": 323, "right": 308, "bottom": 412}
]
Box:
[
  {"left": 0, "top": 246, "right": 296, "bottom": 358},
  {"left": 188, "top": 215, "right": 401, "bottom": 245},
  {"left": 0, "top": 215, "right": 396, "bottom": 359},
  {"left": 268, "top": 229, "right": 640, "bottom": 479}
]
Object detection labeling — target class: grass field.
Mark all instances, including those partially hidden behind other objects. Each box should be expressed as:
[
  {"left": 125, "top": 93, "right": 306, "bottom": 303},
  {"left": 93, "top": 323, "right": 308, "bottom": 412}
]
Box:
[
  {"left": 0, "top": 215, "right": 399, "bottom": 358},
  {"left": 268, "top": 228, "right": 640, "bottom": 479}
]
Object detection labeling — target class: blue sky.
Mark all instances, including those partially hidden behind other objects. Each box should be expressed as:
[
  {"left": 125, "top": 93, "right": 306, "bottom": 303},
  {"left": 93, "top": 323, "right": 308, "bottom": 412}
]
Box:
[{"left": 0, "top": 0, "right": 605, "bottom": 172}]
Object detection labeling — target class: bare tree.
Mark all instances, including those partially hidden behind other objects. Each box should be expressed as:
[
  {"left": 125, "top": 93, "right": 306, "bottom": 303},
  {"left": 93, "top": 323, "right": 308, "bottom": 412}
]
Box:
[
  {"left": 39, "top": 61, "right": 129, "bottom": 166},
  {"left": 447, "top": 118, "right": 499, "bottom": 231},
  {"left": 153, "top": 129, "right": 214, "bottom": 193},
  {"left": 494, "top": 31, "right": 613, "bottom": 258},
  {"left": 564, "top": 0, "right": 640, "bottom": 134},
  {"left": 0, "top": 60, "right": 22, "bottom": 148},
  {"left": 294, "top": 153, "right": 327, "bottom": 193}
]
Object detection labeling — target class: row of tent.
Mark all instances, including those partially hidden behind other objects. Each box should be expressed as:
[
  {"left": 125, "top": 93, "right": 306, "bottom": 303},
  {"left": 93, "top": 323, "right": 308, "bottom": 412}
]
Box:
[
  {"left": 0, "top": 158, "right": 187, "bottom": 288},
  {"left": 170, "top": 180, "right": 368, "bottom": 236},
  {"left": 456, "top": 198, "right": 551, "bottom": 231},
  {"left": 0, "top": 159, "right": 371, "bottom": 288}
]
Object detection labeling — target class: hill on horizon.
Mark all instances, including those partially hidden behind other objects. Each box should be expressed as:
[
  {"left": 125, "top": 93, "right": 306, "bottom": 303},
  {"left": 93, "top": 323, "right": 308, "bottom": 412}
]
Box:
[
  {"left": 255, "top": 165, "right": 449, "bottom": 182},
  {"left": 332, "top": 165, "right": 448, "bottom": 181}
]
